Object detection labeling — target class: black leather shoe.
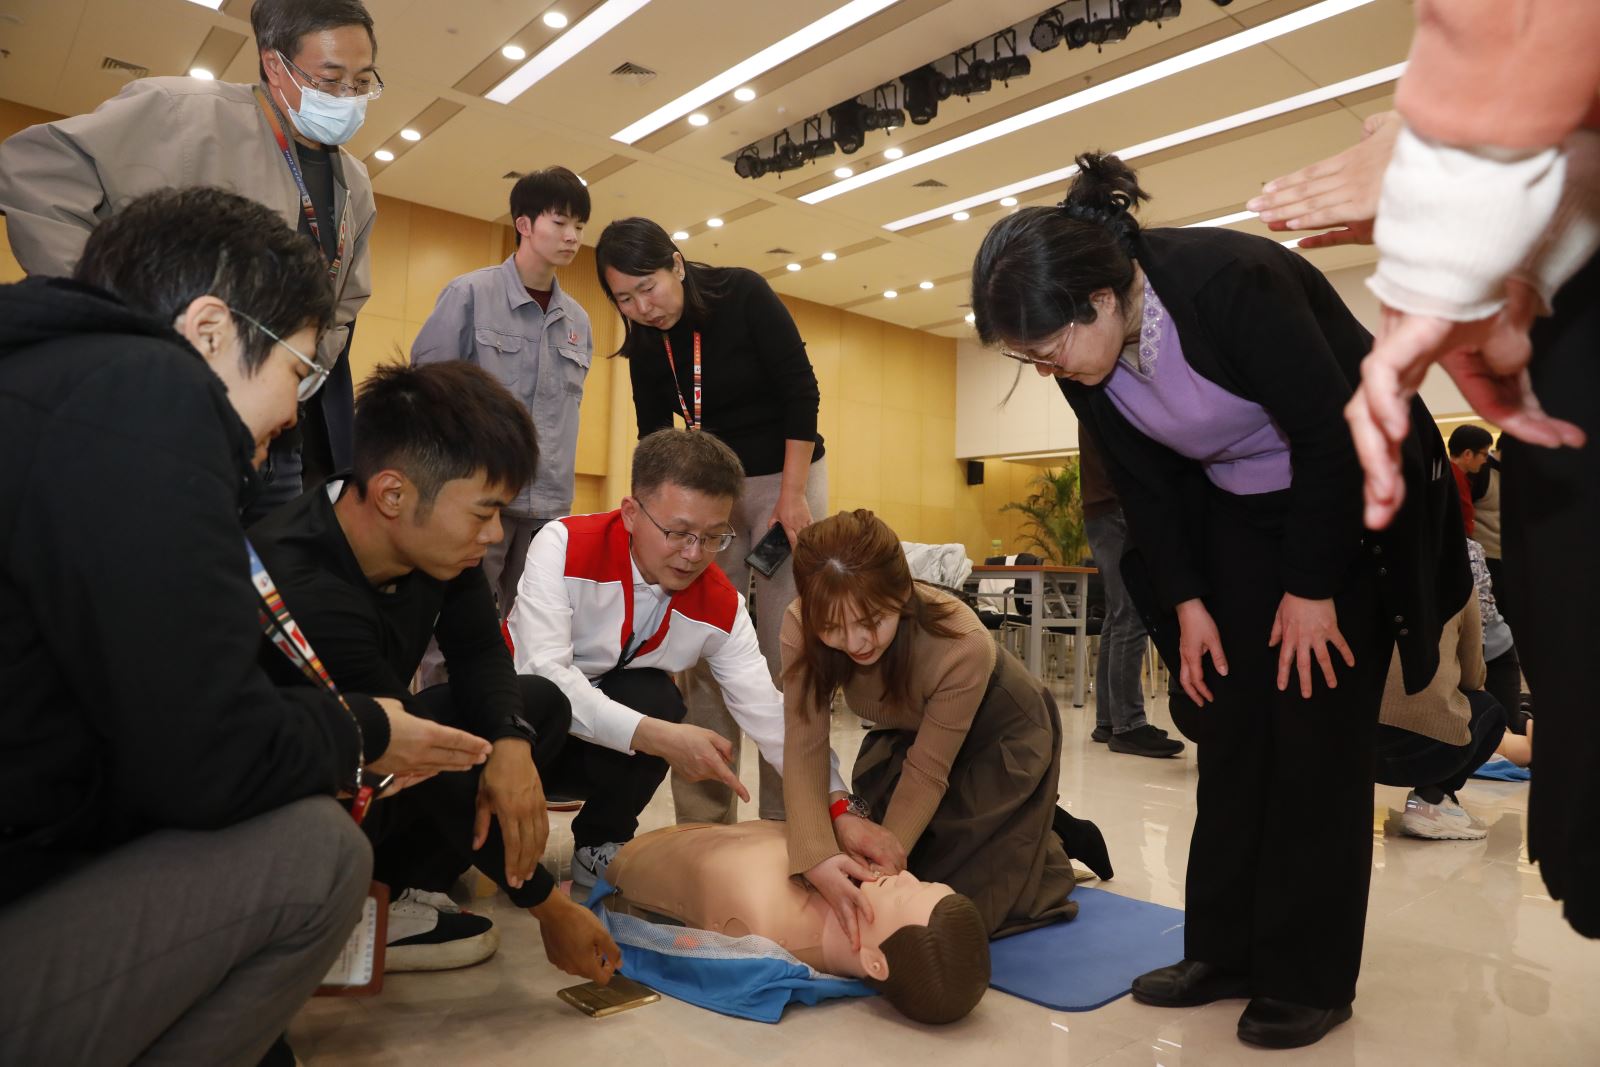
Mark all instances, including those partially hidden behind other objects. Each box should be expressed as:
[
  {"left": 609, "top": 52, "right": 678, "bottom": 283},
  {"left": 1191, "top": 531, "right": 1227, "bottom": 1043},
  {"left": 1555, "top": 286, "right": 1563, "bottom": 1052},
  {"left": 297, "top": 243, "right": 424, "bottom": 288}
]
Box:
[
  {"left": 1131, "top": 960, "right": 1250, "bottom": 1007},
  {"left": 1091, "top": 725, "right": 1112, "bottom": 743},
  {"left": 1237, "top": 997, "right": 1353, "bottom": 1049},
  {"left": 1108, "top": 724, "right": 1185, "bottom": 758}
]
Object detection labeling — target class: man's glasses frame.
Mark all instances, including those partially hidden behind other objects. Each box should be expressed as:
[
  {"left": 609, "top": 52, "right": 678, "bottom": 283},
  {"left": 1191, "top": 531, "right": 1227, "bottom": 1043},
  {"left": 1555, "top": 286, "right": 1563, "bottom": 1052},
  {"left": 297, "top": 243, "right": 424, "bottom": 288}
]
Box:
[
  {"left": 230, "top": 307, "right": 329, "bottom": 401},
  {"left": 632, "top": 497, "right": 737, "bottom": 554},
  {"left": 278, "top": 50, "right": 385, "bottom": 101}
]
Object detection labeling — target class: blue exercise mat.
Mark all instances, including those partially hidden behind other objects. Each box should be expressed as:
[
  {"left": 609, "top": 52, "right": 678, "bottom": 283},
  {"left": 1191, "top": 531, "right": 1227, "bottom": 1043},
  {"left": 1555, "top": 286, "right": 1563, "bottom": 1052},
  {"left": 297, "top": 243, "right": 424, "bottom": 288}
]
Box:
[
  {"left": 1471, "top": 755, "right": 1531, "bottom": 782},
  {"left": 988, "top": 886, "right": 1185, "bottom": 1011}
]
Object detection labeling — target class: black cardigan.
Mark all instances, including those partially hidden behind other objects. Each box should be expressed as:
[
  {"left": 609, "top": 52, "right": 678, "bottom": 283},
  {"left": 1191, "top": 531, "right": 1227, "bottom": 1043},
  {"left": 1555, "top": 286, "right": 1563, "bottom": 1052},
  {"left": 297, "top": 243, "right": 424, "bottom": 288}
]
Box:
[{"left": 1061, "top": 227, "right": 1469, "bottom": 694}]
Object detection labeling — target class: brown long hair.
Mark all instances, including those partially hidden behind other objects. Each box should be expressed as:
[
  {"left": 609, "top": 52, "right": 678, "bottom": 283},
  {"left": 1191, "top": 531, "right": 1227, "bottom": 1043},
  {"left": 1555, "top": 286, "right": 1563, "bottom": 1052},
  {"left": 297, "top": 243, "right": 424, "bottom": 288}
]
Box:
[{"left": 787, "top": 510, "right": 965, "bottom": 714}]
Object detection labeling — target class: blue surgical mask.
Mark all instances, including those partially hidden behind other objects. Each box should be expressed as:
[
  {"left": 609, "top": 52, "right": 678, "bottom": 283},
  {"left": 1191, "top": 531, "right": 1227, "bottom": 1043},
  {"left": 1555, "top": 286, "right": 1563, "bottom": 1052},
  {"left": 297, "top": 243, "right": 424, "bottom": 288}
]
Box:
[{"left": 275, "top": 55, "right": 368, "bottom": 146}]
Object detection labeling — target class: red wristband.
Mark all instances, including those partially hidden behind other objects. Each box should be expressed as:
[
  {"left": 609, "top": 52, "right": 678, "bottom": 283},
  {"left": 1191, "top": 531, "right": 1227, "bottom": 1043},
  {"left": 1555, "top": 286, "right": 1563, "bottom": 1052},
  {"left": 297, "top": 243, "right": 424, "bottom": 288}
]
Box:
[{"left": 829, "top": 797, "right": 849, "bottom": 821}]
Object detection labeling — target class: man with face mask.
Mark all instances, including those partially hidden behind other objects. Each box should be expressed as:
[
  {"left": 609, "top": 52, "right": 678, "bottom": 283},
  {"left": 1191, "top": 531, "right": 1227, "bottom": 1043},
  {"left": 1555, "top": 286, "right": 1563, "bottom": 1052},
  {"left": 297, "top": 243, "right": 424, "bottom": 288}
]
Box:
[{"left": 0, "top": 0, "right": 380, "bottom": 518}]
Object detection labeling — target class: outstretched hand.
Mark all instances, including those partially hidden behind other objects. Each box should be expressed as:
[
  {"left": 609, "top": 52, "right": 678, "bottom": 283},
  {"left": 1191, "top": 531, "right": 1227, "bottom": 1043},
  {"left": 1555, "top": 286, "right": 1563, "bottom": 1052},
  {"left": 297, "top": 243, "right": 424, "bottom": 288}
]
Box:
[{"left": 1248, "top": 110, "right": 1399, "bottom": 248}]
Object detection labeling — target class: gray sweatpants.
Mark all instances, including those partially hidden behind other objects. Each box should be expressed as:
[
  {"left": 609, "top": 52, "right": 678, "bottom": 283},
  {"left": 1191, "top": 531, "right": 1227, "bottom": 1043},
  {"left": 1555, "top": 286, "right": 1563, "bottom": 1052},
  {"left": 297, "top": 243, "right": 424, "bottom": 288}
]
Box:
[
  {"left": 673, "top": 458, "right": 828, "bottom": 824},
  {"left": 0, "top": 797, "right": 372, "bottom": 1067}
]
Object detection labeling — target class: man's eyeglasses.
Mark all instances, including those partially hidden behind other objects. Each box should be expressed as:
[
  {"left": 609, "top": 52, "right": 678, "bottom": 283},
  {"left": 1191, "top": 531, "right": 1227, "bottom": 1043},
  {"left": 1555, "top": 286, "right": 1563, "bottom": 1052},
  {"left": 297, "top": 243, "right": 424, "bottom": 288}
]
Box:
[
  {"left": 230, "top": 308, "right": 329, "bottom": 401},
  {"left": 633, "top": 497, "right": 736, "bottom": 554},
  {"left": 998, "top": 321, "right": 1074, "bottom": 368},
  {"left": 279, "top": 51, "right": 385, "bottom": 100}
]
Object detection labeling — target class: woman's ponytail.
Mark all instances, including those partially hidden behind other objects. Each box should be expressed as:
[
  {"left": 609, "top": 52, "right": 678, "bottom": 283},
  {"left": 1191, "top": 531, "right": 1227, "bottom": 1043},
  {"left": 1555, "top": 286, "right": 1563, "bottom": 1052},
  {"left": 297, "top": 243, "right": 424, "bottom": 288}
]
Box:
[{"left": 1059, "top": 152, "right": 1148, "bottom": 252}]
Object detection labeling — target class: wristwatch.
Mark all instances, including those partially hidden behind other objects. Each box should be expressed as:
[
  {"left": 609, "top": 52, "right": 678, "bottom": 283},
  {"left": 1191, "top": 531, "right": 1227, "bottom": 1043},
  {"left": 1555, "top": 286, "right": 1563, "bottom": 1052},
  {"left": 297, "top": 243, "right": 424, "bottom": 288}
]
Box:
[
  {"left": 493, "top": 712, "right": 538, "bottom": 747},
  {"left": 829, "top": 793, "right": 871, "bottom": 821}
]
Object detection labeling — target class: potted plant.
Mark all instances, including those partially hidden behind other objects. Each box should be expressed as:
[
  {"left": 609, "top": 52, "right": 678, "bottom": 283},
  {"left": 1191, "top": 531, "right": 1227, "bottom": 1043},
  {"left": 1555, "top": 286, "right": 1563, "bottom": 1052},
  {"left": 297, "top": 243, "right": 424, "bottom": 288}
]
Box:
[{"left": 1000, "top": 460, "right": 1088, "bottom": 565}]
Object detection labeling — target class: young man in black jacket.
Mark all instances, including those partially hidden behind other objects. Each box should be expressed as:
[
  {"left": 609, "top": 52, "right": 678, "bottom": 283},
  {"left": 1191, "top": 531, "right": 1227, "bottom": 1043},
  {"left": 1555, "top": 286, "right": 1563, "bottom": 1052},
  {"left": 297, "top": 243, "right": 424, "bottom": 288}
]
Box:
[
  {"left": 249, "top": 361, "right": 619, "bottom": 982},
  {"left": 0, "top": 188, "right": 491, "bottom": 1066}
]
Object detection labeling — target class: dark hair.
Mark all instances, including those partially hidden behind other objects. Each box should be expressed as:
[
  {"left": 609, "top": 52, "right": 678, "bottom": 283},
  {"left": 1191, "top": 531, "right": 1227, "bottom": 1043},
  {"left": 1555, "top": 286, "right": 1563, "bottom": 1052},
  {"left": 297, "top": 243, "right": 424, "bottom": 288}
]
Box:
[
  {"left": 510, "top": 166, "right": 592, "bottom": 242},
  {"left": 1448, "top": 424, "right": 1494, "bottom": 457},
  {"left": 351, "top": 362, "right": 537, "bottom": 516},
  {"left": 971, "top": 152, "right": 1149, "bottom": 348},
  {"left": 787, "top": 510, "right": 967, "bottom": 714},
  {"left": 630, "top": 428, "right": 745, "bottom": 502},
  {"left": 74, "top": 186, "right": 335, "bottom": 373},
  {"left": 863, "top": 894, "right": 990, "bottom": 1024},
  {"left": 251, "top": 0, "right": 377, "bottom": 81},
  {"left": 594, "top": 217, "right": 730, "bottom": 358}
]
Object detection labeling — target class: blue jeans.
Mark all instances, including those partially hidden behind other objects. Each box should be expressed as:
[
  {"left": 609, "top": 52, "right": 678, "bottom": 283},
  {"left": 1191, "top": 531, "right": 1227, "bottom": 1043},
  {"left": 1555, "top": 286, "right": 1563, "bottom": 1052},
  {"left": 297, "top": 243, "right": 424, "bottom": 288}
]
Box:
[{"left": 1085, "top": 509, "right": 1149, "bottom": 733}]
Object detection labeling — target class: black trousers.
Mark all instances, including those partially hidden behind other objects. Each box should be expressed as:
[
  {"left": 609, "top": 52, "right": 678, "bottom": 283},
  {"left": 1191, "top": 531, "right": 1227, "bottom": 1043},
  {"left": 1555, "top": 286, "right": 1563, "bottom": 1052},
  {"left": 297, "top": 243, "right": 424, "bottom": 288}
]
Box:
[
  {"left": 1500, "top": 248, "right": 1600, "bottom": 937},
  {"left": 1375, "top": 689, "right": 1507, "bottom": 796},
  {"left": 544, "top": 668, "right": 688, "bottom": 850},
  {"left": 366, "top": 675, "right": 570, "bottom": 908},
  {"left": 1156, "top": 488, "right": 1389, "bottom": 1009},
  {"left": 1484, "top": 647, "right": 1523, "bottom": 731}
]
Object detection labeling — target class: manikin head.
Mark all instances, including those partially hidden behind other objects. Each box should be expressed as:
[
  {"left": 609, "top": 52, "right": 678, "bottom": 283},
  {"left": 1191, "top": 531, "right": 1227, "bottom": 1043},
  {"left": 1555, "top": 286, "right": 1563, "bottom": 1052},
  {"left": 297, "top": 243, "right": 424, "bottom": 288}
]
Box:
[
  {"left": 620, "top": 428, "right": 745, "bottom": 593},
  {"left": 253, "top": 0, "right": 380, "bottom": 146},
  {"left": 819, "top": 873, "right": 990, "bottom": 1024},
  {"left": 73, "top": 187, "right": 336, "bottom": 468},
  {"left": 1448, "top": 424, "right": 1494, "bottom": 474},
  {"left": 345, "top": 362, "right": 537, "bottom": 581}
]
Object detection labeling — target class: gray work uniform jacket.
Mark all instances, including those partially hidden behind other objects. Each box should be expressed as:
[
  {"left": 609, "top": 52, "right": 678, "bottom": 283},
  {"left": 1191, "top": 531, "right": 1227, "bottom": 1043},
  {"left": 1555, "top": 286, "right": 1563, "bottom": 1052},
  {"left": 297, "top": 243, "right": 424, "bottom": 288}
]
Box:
[
  {"left": 0, "top": 77, "right": 375, "bottom": 374},
  {"left": 411, "top": 256, "right": 593, "bottom": 518}
]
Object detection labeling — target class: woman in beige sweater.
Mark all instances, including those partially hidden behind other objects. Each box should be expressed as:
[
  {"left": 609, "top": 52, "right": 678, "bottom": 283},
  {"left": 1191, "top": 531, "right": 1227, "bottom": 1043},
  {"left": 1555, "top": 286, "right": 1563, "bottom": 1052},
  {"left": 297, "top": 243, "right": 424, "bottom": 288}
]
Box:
[{"left": 780, "top": 509, "right": 1100, "bottom": 945}]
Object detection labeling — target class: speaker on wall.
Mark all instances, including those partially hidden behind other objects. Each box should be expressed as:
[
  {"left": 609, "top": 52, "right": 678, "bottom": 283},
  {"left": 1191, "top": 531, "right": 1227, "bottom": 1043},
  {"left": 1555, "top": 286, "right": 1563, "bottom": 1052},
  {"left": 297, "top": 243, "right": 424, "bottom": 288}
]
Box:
[{"left": 966, "top": 460, "right": 985, "bottom": 485}]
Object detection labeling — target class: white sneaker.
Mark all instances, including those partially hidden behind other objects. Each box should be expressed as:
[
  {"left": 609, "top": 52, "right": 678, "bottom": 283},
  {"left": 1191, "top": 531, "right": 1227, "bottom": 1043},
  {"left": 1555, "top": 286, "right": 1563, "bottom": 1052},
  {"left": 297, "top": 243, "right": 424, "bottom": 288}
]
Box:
[
  {"left": 385, "top": 887, "right": 499, "bottom": 972},
  {"left": 1401, "top": 791, "right": 1488, "bottom": 841},
  {"left": 570, "top": 842, "right": 623, "bottom": 901}
]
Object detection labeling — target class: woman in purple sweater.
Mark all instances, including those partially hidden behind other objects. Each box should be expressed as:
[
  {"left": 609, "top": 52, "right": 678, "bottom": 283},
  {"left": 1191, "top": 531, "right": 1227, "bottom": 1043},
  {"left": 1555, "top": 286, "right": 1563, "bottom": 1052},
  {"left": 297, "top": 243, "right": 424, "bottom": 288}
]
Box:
[{"left": 969, "top": 154, "right": 1468, "bottom": 1051}]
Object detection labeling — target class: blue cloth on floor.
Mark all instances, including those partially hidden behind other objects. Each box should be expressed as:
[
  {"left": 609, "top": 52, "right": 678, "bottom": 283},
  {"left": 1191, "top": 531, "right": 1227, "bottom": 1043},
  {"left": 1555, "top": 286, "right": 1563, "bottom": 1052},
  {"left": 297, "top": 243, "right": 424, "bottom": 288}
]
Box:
[
  {"left": 988, "top": 886, "right": 1185, "bottom": 1011},
  {"left": 583, "top": 879, "right": 872, "bottom": 1023},
  {"left": 1471, "top": 755, "right": 1531, "bottom": 781}
]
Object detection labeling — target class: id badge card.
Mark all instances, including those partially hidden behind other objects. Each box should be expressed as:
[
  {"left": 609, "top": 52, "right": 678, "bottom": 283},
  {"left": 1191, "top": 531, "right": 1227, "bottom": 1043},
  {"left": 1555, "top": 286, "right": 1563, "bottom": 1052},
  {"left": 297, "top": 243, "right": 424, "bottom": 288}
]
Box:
[{"left": 315, "top": 881, "right": 389, "bottom": 997}]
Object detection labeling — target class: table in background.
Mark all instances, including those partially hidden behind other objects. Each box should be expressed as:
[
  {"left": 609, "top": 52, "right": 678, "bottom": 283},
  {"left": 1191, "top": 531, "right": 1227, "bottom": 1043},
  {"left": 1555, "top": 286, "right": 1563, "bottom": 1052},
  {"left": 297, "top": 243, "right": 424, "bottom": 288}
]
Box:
[{"left": 969, "top": 564, "right": 1097, "bottom": 707}]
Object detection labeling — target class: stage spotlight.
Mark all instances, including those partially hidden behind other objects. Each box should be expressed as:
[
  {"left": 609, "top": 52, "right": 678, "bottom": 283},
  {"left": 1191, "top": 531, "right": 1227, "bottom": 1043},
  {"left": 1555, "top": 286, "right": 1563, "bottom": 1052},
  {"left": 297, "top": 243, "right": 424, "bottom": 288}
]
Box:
[
  {"left": 901, "top": 64, "right": 950, "bottom": 125},
  {"left": 1158, "top": 0, "right": 1182, "bottom": 18},
  {"left": 863, "top": 84, "right": 905, "bottom": 131},
  {"left": 1122, "top": 0, "right": 1160, "bottom": 23},
  {"left": 1089, "top": 14, "right": 1130, "bottom": 47},
  {"left": 1030, "top": 8, "right": 1065, "bottom": 51},
  {"left": 1062, "top": 17, "right": 1091, "bottom": 48},
  {"left": 949, "top": 46, "right": 992, "bottom": 98},
  {"left": 828, "top": 100, "right": 868, "bottom": 154},
  {"left": 989, "top": 28, "right": 1031, "bottom": 83},
  {"left": 772, "top": 133, "right": 807, "bottom": 173},
  {"left": 733, "top": 145, "right": 766, "bottom": 179}
]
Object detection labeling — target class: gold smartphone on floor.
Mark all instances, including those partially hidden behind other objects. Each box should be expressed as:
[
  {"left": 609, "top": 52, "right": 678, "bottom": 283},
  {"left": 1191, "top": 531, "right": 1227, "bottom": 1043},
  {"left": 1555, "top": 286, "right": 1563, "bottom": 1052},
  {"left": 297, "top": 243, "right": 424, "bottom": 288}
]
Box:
[{"left": 557, "top": 975, "right": 660, "bottom": 1018}]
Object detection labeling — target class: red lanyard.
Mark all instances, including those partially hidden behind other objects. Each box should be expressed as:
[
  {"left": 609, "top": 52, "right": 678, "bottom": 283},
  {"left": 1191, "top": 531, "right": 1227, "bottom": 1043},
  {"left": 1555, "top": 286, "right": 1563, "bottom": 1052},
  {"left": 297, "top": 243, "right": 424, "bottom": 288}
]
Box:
[
  {"left": 245, "top": 538, "right": 378, "bottom": 824},
  {"left": 661, "top": 331, "right": 702, "bottom": 431},
  {"left": 254, "top": 88, "right": 349, "bottom": 286}
]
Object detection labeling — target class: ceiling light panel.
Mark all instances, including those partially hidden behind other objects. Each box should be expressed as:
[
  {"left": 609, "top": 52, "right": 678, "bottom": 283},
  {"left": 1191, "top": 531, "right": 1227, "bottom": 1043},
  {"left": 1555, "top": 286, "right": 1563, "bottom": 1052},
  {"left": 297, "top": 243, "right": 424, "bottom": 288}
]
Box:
[
  {"left": 487, "top": 0, "right": 655, "bottom": 104},
  {"left": 802, "top": 0, "right": 1380, "bottom": 205},
  {"left": 610, "top": 0, "right": 900, "bottom": 145}
]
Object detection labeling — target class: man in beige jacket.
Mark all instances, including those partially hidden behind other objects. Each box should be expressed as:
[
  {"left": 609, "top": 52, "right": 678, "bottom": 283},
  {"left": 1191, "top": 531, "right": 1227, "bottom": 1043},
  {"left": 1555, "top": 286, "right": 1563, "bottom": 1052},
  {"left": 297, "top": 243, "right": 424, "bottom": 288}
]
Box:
[{"left": 0, "top": 0, "right": 379, "bottom": 517}]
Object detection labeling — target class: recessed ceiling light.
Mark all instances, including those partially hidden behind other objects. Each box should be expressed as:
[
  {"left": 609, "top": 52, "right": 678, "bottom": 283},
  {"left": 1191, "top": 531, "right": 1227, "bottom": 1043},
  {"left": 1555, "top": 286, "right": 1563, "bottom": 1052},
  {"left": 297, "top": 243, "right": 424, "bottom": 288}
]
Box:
[
  {"left": 884, "top": 62, "right": 1405, "bottom": 231},
  {"left": 884, "top": 289, "right": 898, "bottom": 299},
  {"left": 883, "top": 147, "right": 904, "bottom": 160},
  {"left": 543, "top": 11, "right": 570, "bottom": 29},
  {"left": 688, "top": 112, "right": 710, "bottom": 127},
  {"left": 804, "top": 0, "right": 1381, "bottom": 206},
  {"left": 951, "top": 211, "right": 970, "bottom": 222},
  {"left": 374, "top": 149, "right": 395, "bottom": 162},
  {"left": 672, "top": 230, "right": 690, "bottom": 240},
  {"left": 786, "top": 262, "right": 802, "bottom": 272},
  {"left": 706, "top": 217, "right": 724, "bottom": 228},
  {"left": 965, "top": 312, "right": 976, "bottom": 324},
  {"left": 734, "top": 87, "right": 756, "bottom": 102},
  {"left": 188, "top": 67, "right": 215, "bottom": 80},
  {"left": 488, "top": 0, "right": 654, "bottom": 104},
  {"left": 999, "top": 196, "right": 1018, "bottom": 207},
  {"left": 834, "top": 166, "right": 853, "bottom": 179},
  {"left": 612, "top": 0, "right": 899, "bottom": 143},
  {"left": 820, "top": 251, "right": 837, "bottom": 261},
  {"left": 502, "top": 44, "right": 527, "bottom": 61},
  {"left": 919, "top": 280, "right": 934, "bottom": 290},
  {"left": 400, "top": 128, "right": 422, "bottom": 142}
]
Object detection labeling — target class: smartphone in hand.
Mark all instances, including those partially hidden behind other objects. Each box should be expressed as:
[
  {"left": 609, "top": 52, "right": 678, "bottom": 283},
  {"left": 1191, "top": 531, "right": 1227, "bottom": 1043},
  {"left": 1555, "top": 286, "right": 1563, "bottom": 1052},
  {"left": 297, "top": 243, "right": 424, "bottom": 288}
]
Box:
[{"left": 745, "top": 523, "right": 791, "bottom": 578}]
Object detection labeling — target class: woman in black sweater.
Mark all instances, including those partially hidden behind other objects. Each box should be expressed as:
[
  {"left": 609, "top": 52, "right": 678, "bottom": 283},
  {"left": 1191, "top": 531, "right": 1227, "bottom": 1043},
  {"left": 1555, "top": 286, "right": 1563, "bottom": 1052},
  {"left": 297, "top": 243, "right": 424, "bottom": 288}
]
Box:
[
  {"left": 970, "top": 155, "right": 1468, "bottom": 1050},
  {"left": 596, "top": 218, "right": 827, "bottom": 826}
]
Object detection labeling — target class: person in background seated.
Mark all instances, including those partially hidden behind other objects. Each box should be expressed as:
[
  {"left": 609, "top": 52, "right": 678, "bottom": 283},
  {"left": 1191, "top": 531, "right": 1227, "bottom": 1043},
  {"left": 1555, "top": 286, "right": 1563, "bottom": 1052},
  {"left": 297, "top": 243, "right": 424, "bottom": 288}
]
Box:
[
  {"left": 508, "top": 428, "right": 842, "bottom": 898},
  {"left": 782, "top": 510, "right": 1101, "bottom": 950},
  {"left": 0, "top": 187, "right": 487, "bottom": 1067},
  {"left": 249, "top": 361, "right": 618, "bottom": 981},
  {"left": 603, "top": 820, "right": 990, "bottom": 1024},
  {"left": 1467, "top": 538, "right": 1524, "bottom": 735}
]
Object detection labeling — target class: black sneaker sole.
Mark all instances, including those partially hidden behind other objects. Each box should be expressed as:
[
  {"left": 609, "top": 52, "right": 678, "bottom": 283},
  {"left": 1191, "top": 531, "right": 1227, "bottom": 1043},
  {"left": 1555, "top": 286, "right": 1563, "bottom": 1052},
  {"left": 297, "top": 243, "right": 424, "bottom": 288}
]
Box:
[{"left": 1108, "top": 737, "right": 1185, "bottom": 758}]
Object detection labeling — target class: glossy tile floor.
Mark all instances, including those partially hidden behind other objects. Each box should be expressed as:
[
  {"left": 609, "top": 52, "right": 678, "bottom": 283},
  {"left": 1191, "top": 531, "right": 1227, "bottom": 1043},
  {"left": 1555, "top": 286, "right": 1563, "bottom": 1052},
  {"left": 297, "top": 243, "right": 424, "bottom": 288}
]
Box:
[{"left": 290, "top": 684, "right": 1600, "bottom": 1065}]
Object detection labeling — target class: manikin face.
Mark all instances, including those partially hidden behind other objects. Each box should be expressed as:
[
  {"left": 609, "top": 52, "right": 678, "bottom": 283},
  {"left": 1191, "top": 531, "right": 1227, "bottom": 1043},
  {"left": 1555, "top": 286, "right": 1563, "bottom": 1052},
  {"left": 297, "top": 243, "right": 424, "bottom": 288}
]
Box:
[
  {"left": 815, "top": 593, "right": 904, "bottom": 667},
  {"left": 604, "top": 256, "right": 687, "bottom": 331},
  {"left": 261, "top": 26, "right": 377, "bottom": 115},
  {"left": 519, "top": 209, "right": 584, "bottom": 272},
  {"left": 175, "top": 296, "right": 318, "bottom": 467},
  {"left": 820, "top": 871, "right": 954, "bottom": 980},
  {"left": 620, "top": 483, "right": 735, "bottom": 593},
  {"left": 1003, "top": 287, "right": 1131, "bottom": 388},
  {"left": 383, "top": 472, "right": 515, "bottom": 581}
]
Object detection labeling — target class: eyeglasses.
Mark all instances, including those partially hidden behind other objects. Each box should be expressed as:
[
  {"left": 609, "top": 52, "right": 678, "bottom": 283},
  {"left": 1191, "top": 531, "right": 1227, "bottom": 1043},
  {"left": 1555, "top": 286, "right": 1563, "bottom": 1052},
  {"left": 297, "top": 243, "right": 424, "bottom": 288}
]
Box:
[
  {"left": 998, "top": 321, "right": 1074, "bottom": 368},
  {"left": 633, "top": 497, "right": 736, "bottom": 554},
  {"left": 278, "top": 51, "right": 385, "bottom": 100},
  {"left": 230, "top": 307, "right": 329, "bottom": 401}
]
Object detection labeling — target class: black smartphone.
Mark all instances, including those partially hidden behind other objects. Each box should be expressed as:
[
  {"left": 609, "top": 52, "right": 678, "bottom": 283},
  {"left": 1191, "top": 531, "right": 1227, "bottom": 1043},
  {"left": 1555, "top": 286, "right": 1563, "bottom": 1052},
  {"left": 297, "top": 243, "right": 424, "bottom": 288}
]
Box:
[{"left": 745, "top": 522, "right": 792, "bottom": 578}]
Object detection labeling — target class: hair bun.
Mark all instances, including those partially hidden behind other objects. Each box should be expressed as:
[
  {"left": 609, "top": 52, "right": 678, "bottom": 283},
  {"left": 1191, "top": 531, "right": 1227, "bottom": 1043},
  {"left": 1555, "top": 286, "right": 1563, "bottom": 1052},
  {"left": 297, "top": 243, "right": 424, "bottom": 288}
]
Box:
[{"left": 1059, "top": 151, "right": 1149, "bottom": 250}]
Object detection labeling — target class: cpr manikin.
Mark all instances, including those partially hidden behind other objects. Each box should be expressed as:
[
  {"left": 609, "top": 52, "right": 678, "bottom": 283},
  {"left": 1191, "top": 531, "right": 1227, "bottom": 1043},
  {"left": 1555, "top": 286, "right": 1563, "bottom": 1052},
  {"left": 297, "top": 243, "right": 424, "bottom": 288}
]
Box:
[{"left": 603, "top": 821, "right": 990, "bottom": 1023}]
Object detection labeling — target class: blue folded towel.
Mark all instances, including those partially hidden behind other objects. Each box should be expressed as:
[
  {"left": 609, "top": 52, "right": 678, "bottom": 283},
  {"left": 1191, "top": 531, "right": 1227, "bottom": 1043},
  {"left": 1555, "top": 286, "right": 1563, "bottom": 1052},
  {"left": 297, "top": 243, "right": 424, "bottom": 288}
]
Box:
[{"left": 1471, "top": 755, "right": 1531, "bottom": 782}]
